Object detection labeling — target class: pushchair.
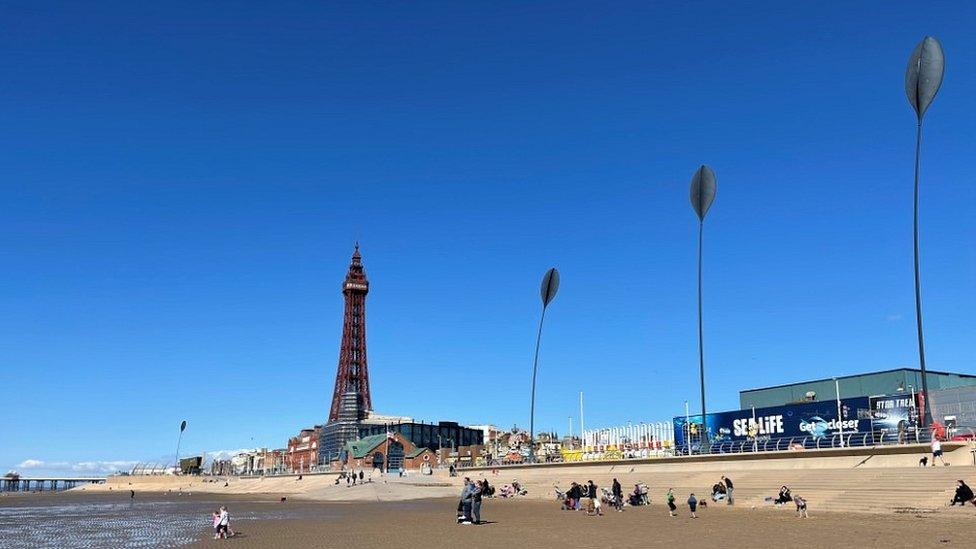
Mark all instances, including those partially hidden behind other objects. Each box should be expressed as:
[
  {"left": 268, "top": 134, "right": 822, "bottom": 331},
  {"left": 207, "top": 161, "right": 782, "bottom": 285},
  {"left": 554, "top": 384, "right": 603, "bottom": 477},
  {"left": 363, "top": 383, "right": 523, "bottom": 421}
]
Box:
[
  {"left": 555, "top": 487, "right": 573, "bottom": 510},
  {"left": 628, "top": 483, "right": 650, "bottom": 506}
]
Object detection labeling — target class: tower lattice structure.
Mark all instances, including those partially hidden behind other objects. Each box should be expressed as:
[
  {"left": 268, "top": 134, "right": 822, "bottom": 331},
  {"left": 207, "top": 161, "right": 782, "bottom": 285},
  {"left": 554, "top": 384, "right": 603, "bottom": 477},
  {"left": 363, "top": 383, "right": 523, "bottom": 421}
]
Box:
[{"left": 328, "top": 244, "right": 373, "bottom": 422}]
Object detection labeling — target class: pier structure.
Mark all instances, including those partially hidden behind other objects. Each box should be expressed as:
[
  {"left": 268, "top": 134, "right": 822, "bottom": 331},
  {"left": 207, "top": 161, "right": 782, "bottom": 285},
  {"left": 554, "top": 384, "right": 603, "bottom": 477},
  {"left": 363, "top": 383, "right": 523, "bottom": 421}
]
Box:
[{"left": 1, "top": 475, "right": 105, "bottom": 492}]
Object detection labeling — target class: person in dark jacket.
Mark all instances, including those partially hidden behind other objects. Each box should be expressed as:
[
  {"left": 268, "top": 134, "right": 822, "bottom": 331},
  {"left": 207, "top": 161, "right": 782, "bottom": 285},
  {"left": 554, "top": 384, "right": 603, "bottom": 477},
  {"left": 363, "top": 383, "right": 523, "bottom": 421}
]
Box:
[
  {"left": 472, "top": 480, "right": 484, "bottom": 524},
  {"left": 688, "top": 493, "right": 698, "bottom": 518},
  {"left": 775, "top": 486, "right": 793, "bottom": 505},
  {"left": 950, "top": 480, "right": 975, "bottom": 506},
  {"left": 612, "top": 478, "right": 624, "bottom": 512},
  {"left": 567, "top": 482, "right": 580, "bottom": 510},
  {"left": 586, "top": 480, "right": 602, "bottom": 516},
  {"left": 722, "top": 476, "right": 734, "bottom": 505}
]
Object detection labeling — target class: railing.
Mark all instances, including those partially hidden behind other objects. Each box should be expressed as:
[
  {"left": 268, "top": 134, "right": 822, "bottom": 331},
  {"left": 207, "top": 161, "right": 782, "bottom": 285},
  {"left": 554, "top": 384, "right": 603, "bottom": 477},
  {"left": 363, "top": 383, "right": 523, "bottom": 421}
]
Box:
[
  {"left": 675, "top": 426, "right": 975, "bottom": 456},
  {"left": 454, "top": 426, "right": 976, "bottom": 469}
]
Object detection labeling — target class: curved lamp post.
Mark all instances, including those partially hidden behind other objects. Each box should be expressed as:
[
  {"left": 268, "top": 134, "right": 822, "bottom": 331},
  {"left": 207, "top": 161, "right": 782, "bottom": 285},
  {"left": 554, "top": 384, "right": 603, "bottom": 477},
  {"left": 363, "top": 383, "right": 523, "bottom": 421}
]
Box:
[
  {"left": 529, "top": 267, "right": 560, "bottom": 462},
  {"left": 175, "top": 420, "right": 187, "bottom": 473},
  {"left": 690, "top": 165, "right": 717, "bottom": 445},
  {"left": 905, "top": 36, "right": 945, "bottom": 428}
]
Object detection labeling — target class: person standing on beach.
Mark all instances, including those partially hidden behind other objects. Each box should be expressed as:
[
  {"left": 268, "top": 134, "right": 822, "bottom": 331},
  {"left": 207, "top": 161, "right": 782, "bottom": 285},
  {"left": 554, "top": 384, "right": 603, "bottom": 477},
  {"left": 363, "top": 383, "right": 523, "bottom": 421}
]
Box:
[
  {"left": 611, "top": 478, "right": 623, "bottom": 512},
  {"left": 586, "top": 480, "right": 602, "bottom": 516},
  {"left": 472, "top": 480, "right": 484, "bottom": 524},
  {"left": 666, "top": 488, "right": 677, "bottom": 517},
  {"left": 722, "top": 476, "right": 734, "bottom": 505},
  {"left": 794, "top": 495, "right": 808, "bottom": 518},
  {"left": 459, "top": 478, "right": 475, "bottom": 524},
  {"left": 687, "top": 493, "right": 698, "bottom": 518},
  {"left": 931, "top": 437, "right": 948, "bottom": 466},
  {"left": 217, "top": 506, "right": 230, "bottom": 538},
  {"left": 211, "top": 510, "right": 221, "bottom": 539}
]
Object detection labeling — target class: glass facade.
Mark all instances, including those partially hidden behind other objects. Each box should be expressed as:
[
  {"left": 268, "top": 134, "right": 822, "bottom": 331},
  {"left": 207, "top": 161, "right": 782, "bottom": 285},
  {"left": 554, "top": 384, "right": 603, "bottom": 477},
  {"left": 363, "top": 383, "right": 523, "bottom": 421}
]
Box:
[{"left": 358, "top": 421, "right": 483, "bottom": 451}]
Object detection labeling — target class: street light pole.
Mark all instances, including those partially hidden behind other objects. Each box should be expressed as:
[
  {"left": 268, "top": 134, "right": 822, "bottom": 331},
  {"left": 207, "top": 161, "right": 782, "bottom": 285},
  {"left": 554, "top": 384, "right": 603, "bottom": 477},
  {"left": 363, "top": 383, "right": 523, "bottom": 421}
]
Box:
[
  {"left": 579, "top": 391, "right": 585, "bottom": 451},
  {"left": 689, "top": 165, "right": 717, "bottom": 448},
  {"left": 529, "top": 268, "right": 560, "bottom": 463},
  {"left": 174, "top": 420, "right": 187, "bottom": 474},
  {"left": 904, "top": 36, "right": 945, "bottom": 428},
  {"left": 835, "top": 378, "right": 844, "bottom": 447}
]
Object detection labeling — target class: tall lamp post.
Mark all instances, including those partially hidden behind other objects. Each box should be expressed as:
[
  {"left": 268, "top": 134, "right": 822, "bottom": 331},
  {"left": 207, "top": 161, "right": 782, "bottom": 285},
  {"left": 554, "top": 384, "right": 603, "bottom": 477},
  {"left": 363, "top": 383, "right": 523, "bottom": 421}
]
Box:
[
  {"left": 689, "top": 165, "right": 717, "bottom": 445},
  {"left": 904, "top": 36, "right": 945, "bottom": 428},
  {"left": 529, "top": 267, "right": 560, "bottom": 463},
  {"left": 174, "top": 420, "right": 187, "bottom": 474}
]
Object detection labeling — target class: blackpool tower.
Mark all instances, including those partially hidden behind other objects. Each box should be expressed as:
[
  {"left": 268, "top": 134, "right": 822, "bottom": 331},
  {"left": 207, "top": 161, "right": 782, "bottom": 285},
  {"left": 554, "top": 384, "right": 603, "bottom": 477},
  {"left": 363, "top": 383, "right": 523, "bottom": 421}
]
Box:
[
  {"left": 319, "top": 245, "right": 374, "bottom": 464},
  {"left": 328, "top": 244, "right": 373, "bottom": 422}
]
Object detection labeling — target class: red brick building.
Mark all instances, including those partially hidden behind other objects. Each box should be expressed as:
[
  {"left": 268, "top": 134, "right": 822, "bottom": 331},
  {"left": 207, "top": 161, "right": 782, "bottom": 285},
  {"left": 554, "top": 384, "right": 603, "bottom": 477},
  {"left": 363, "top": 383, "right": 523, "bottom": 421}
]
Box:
[
  {"left": 337, "top": 431, "right": 435, "bottom": 472},
  {"left": 286, "top": 426, "right": 321, "bottom": 473}
]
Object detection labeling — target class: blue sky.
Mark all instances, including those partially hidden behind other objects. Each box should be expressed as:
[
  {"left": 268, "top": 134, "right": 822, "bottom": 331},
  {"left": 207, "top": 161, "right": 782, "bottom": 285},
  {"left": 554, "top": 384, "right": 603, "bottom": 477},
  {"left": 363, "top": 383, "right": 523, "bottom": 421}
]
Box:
[{"left": 2, "top": 1, "right": 974, "bottom": 476}]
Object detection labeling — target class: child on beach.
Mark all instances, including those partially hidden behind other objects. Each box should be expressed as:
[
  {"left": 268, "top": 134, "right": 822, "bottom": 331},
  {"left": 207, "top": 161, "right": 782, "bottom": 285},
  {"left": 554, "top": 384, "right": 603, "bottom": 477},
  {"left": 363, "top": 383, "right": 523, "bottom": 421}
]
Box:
[
  {"left": 211, "top": 510, "right": 221, "bottom": 539},
  {"left": 794, "top": 495, "right": 808, "bottom": 518},
  {"left": 217, "top": 506, "right": 232, "bottom": 538},
  {"left": 688, "top": 493, "right": 698, "bottom": 518},
  {"left": 666, "top": 488, "right": 677, "bottom": 517}
]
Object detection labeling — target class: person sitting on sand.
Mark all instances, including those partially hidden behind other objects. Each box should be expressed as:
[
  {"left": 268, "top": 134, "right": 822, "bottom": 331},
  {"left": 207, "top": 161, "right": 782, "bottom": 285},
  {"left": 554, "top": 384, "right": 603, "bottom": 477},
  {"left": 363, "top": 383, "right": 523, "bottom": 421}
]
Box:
[
  {"left": 481, "top": 477, "right": 494, "bottom": 498},
  {"left": 711, "top": 482, "right": 726, "bottom": 502},
  {"left": 950, "top": 480, "right": 976, "bottom": 507},
  {"left": 775, "top": 486, "right": 793, "bottom": 505}
]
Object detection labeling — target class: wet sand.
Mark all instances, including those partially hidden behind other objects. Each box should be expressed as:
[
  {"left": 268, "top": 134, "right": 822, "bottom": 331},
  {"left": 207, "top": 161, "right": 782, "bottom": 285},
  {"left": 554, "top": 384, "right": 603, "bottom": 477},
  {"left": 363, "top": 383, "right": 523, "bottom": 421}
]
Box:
[
  {"left": 192, "top": 497, "right": 976, "bottom": 549},
  {"left": 5, "top": 491, "right": 976, "bottom": 548}
]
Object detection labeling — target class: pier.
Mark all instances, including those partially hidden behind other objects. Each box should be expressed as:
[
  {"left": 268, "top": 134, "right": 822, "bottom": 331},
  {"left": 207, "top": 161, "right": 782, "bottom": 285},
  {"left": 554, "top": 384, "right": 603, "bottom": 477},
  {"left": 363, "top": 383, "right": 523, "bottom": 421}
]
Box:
[{"left": 1, "top": 474, "right": 105, "bottom": 492}]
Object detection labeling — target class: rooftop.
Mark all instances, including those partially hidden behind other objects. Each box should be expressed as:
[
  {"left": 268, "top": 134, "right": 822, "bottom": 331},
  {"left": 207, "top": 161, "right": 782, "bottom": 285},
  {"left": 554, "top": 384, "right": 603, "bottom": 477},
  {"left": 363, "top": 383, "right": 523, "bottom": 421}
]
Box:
[{"left": 740, "top": 367, "right": 976, "bottom": 394}]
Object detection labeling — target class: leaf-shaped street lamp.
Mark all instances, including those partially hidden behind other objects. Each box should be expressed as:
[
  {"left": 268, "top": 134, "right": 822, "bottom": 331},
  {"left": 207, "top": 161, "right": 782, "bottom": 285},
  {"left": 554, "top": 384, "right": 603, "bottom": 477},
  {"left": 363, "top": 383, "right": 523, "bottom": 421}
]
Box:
[
  {"left": 689, "top": 165, "right": 716, "bottom": 445},
  {"left": 905, "top": 36, "right": 945, "bottom": 427},
  {"left": 529, "top": 267, "right": 560, "bottom": 462},
  {"left": 175, "top": 420, "right": 188, "bottom": 473},
  {"left": 906, "top": 37, "right": 945, "bottom": 121}
]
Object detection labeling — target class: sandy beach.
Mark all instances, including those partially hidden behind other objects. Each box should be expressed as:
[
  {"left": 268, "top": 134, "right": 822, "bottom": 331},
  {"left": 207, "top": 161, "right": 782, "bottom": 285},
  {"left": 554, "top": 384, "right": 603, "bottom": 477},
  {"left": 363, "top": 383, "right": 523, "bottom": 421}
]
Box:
[
  {"left": 191, "top": 496, "right": 976, "bottom": 549},
  {"left": 5, "top": 485, "right": 976, "bottom": 548}
]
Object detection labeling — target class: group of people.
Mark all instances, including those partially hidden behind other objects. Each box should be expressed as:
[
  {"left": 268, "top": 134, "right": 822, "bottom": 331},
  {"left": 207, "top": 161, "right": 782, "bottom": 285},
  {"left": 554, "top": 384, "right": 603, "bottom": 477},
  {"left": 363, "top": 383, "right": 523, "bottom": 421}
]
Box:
[
  {"left": 457, "top": 477, "right": 490, "bottom": 524},
  {"left": 665, "top": 488, "right": 700, "bottom": 518},
  {"left": 559, "top": 480, "right": 608, "bottom": 515},
  {"left": 770, "top": 485, "right": 808, "bottom": 517},
  {"left": 709, "top": 476, "right": 734, "bottom": 504},
  {"left": 334, "top": 470, "right": 368, "bottom": 486},
  {"left": 210, "top": 506, "right": 233, "bottom": 539},
  {"left": 497, "top": 479, "right": 523, "bottom": 498}
]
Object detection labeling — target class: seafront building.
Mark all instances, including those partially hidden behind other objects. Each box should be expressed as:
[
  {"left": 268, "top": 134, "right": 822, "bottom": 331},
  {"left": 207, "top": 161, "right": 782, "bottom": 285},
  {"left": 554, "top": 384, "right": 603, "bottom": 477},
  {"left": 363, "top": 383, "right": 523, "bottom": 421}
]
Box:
[
  {"left": 285, "top": 426, "right": 322, "bottom": 473},
  {"left": 739, "top": 368, "right": 976, "bottom": 409}
]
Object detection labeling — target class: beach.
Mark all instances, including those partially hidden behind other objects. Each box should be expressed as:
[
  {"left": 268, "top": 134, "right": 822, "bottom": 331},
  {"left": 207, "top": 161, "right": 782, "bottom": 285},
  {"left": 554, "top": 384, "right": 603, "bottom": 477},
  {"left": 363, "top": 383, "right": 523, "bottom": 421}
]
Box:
[
  {"left": 5, "top": 490, "right": 976, "bottom": 548},
  {"left": 190, "top": 497, "right": 976, "bottom": 549}
]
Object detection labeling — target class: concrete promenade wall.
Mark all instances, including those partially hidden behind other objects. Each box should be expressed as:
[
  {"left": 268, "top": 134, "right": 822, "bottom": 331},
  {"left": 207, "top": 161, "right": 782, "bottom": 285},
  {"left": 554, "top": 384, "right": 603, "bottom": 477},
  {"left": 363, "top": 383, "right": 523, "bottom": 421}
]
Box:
[
  {"left": 446, "top": 443, "right": 976, "bottom": 514},
  {"left": 462, "top": 442, "right": 972, "bottom": 474}
]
